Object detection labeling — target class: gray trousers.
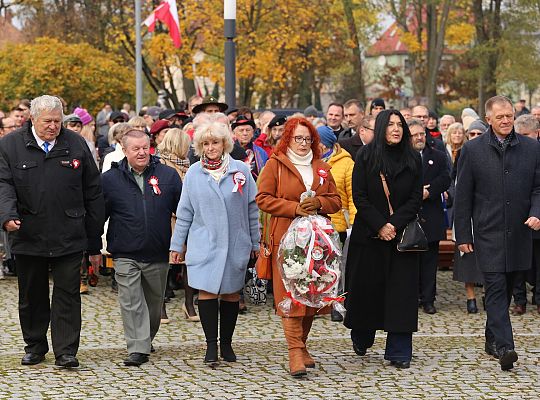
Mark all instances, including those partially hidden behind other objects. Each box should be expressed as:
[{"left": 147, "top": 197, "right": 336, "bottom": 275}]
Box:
[{"left": 114, "top": 258, "right": 168, "bottom": 354}]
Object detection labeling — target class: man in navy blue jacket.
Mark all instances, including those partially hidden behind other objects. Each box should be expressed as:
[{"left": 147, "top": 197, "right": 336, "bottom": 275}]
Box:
[{"left": 102, "top": 129, "right": 182, "bottom": 366}]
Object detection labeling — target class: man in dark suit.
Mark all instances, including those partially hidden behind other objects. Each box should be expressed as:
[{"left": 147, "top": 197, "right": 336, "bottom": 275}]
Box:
[
  {"left": 409, "top": 119, "right": 451, "bottom": 314},
  {"left": 339, "top": 115, "right": 375, "bottom": 162},
  {"left": 455, "top": 95, "right": 540, "bottom": 371},
  {"left": 0, "top": 95, "right": 104, "bottom": 368}
]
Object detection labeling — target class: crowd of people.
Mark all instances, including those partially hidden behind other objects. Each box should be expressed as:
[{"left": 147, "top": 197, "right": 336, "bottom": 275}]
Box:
[{"left": 0, "top": 93, "right": 539, "bottom": 375}]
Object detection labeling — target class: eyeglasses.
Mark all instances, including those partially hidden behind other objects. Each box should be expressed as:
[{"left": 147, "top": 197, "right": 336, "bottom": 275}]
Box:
[
  {"left": 468, "top": 131, "right": 483, "bottom": 137},
  {"left": 293, "top": 136, "right": 313, "bottom": 144},
  {"left": 361, "top": 125, "right": 374, "bottom": 131},
  {"left": 113, "top": 119, "right": 126, "bottom": 123}
]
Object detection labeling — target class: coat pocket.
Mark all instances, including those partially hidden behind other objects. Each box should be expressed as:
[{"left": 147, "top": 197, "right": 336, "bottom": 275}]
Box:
[{"left": 186, "top": 226, "right": 210, "bottom": 266}]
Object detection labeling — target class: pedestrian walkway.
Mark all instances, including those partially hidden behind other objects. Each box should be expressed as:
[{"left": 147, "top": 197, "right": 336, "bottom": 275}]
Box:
[{"left": 0, "top": 271, "right": 539, "bottom": 399}]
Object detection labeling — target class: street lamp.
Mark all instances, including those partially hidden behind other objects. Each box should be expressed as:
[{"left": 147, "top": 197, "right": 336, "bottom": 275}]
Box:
[{"left": 224, "top": 0, "right": 236, "bottom": 108}]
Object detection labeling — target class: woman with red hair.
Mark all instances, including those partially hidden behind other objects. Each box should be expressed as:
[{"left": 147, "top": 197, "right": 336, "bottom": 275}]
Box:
[{"left": 256, "top": 117, "right": 341, "bottom": 377}]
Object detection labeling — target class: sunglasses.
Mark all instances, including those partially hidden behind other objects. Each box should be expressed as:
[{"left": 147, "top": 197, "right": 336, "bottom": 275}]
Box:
[{"left": 468, "top": 131, "right": 483, "bottom": 137}]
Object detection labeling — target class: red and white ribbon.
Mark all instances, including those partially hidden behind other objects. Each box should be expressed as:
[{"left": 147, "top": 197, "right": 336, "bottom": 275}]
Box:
[
  {"left": 72, "top": 159, "right": 80, "bottom": 169},
  {"left": 148, "top": 176, "right": 161, "bottom": 195},
  {"left": 232, "top": 172, "right": 247, "bottom": 194},
  {"left": 317, "top": 169, "right": 328, "bottom": 185}
]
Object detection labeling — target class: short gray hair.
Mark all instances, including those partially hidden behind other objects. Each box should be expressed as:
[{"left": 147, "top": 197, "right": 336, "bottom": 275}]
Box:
[
  {"left": 485, "top": 95, "right": 514, "bottom": 117},
  {"left": 30, "top": 95, "right": 64, "bottom": 120},
  {"left": 440, "top": 114, "right": 456, "bottom": 124},
  {"left": 121, "top": 129, "right": 150, "bottom": 148},
  {"left": 515, "top": 114, "right": 540, "bottom": 134},
  {"left": 192, "top": 121, "right": 234, "bottom": 157},
  {"left": 407, "top": 118, "right": 424, "bottom": 130}
]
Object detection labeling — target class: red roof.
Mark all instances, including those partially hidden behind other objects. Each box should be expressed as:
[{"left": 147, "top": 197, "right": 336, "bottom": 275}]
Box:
[{"left": 366, "top": 22, "right": 410, "bottom": 57}]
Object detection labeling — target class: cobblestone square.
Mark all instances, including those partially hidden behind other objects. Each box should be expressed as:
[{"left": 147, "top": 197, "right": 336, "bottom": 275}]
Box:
[{"left": 1, "top": 271, "right": 539, "bottom": 399}]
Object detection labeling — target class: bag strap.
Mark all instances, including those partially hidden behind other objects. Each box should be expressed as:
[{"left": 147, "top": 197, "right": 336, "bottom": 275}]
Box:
[
  {"left": 264, "top": 163, "right": 283, "bottom": 249},
  {"left": 379, "top": 173, "right": 394, "bottom": 215}
]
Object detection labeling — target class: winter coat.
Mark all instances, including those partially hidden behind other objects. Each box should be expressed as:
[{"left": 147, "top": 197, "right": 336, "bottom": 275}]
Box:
[
  {"left": 102, "top": 156, "right": 182, "bottom": 262},
  {"left": 454, "top": 129, "right": 540, "bottom": 272},
  {"left": 0, "top": 123, "right": 104, "bottom": 256},
  {"left": 326, "top": 146, "right": 356, "bottom": 232},
  {"left": 338, "top": 134, "right": 364, "bottom": 162},
  {"left": 170, "top": 156, "right": 260, "bottom": 294},
  {"left": 418, "top": 146, "right": 451, "bottom": 242},
  {"left": 256, "top": 152, "right": 342, "bottom": 317},
  {"left": 344, "top": 144, "right": 422, "bottom": 332}
]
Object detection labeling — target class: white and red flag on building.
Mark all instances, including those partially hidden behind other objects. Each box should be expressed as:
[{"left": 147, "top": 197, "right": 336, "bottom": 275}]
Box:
[{"left": 143, "top": 0, "right": 182, "bottom": 48}]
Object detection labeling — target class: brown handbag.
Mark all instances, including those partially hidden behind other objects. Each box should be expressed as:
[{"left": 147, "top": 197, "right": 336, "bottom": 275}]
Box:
[{"left": 255, "top": 164, "right": 282, "bottom": 280}]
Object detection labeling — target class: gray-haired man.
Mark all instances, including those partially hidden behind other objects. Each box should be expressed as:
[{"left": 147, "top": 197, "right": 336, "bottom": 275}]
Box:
[{"left": 0, "top": 95, "right": 105, "bottom": 368}]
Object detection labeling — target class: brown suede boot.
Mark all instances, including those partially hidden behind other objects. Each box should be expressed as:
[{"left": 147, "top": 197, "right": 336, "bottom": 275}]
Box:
[
  {"left": 281, "top": 317, "right": 307, "bottom": 377},
  {"left": 301, "top": 315, "right": 315, "bottom": 368}
]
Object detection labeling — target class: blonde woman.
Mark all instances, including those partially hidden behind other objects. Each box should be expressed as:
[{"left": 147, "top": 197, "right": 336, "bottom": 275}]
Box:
[
  {"left": 445, "top": 122, "right": 467, "bottom": 164},
  {"left": 128, "top": 116, "right": 148, "bottom": 132},
  {"left": 157, "top": 128, "right": 199, "bottom": 323}
]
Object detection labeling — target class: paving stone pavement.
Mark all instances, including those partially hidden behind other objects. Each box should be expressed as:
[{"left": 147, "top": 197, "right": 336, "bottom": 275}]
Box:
[{"left": 1, "top": 270, "right": 540, "bottom": 399}]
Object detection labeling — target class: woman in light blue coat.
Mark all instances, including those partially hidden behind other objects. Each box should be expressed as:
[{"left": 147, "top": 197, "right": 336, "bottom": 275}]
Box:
[{"left": 170, "top": 120, "right": 260, "bottom": 364}]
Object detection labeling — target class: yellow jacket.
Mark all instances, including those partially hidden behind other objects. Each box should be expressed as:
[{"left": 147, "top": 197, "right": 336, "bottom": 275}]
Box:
[{"left": 327, "top": 146, "right": 356, "bottom": 232}]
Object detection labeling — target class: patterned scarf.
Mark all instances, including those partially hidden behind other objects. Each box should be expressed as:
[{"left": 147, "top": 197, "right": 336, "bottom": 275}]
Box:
[
  {"left": 160, "top": 152, "right": 190, "bottom": 169},
  {"left": 201, "top": 154, "right": 225, "bottom": 170},
  {"left": 495, "top": 131, "right": 514, "bottom": 151}
]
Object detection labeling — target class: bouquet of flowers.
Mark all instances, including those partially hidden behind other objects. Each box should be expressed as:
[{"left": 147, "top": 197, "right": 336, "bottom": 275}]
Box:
[{"left": 277, "top": 193, "right": 345, "bottom": 315}]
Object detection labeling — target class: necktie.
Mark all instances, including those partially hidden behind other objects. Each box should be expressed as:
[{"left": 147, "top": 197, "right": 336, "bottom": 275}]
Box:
[{"left": 43, "top": 142, "right": 49, "bottom": 154}]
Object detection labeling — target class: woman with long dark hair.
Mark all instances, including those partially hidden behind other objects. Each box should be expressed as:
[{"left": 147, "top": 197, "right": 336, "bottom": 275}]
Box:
[{"left": 344, "top": 109, "right": 422, "bottom": 369}]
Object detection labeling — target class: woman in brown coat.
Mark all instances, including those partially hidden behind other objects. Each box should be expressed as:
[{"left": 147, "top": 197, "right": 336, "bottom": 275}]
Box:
[{"left": 256, "top": 117, "right": 341, "bottom": 377}]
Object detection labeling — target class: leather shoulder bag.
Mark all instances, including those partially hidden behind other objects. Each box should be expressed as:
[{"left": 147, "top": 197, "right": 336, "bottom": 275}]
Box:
[{"left": 380, "top": 173, "right": 428, "bottom": 252}]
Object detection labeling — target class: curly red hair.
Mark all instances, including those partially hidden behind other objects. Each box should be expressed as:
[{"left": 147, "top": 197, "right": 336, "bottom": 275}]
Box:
[{"left": 275, "top": 117, "right": 321, "bottom": 159}]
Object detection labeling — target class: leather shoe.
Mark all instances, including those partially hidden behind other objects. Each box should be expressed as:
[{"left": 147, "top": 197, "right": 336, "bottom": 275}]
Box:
[
  {"left": 511, "top": 304, "right": 526, "bottom": 315},
  {"left": 55, "top": 355, "right": 79, "bottom": 368},
  {"left": 124, "top": 353, "right": 149, "bottom": 366},
  {"left": 150, "top": 344, "right": 155, "bottom": 353},
  {"left": 352, "top": 342, "right": 367, "bottom": 356},
  {"left": 422, "top": 302, "right": 436, "bottom": 314},
  {"left": 466, "top": 299, "right": 478, "bottom": 314},
  {"left": 330, "top": 309, "right": 343, "bottom": 322},
  {"left": 485, "top": 341, "right": 498, "bottom": 359},
  {"left": 21, "top": 353, "right": 45, "bottom": 366},
  {"left": 499, "top": 348, "right": 518, "bottom": 371},
  {"left": 390, "top": 360, "right": 410, "bottom": 369}
]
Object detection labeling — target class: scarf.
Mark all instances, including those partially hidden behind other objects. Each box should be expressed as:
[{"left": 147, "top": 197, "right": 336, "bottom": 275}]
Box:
[
  {"left": 321, "top": 148, "right": 334, "bottom": 162},
  {"left": 160, "top": 152, "right": 190, "bottom": 169},
  {"left": 287, "top": 148, "right": 314, "bottom": 190},
  {"left": 203, "top": 154, "right": 229, "bottom": 182}
]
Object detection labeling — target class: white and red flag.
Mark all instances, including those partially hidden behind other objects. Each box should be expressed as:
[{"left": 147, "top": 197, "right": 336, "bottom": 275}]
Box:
[{"left": 143, "top": 0, "right": 182, "bottom": 48}]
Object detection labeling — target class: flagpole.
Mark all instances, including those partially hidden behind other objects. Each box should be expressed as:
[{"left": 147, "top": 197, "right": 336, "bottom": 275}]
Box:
[
  {"left": 224, "top": 0, "right": 236, "bottom": 108},
  {"left": 135, "top": 0, "right": 143, "bottom": 113}
]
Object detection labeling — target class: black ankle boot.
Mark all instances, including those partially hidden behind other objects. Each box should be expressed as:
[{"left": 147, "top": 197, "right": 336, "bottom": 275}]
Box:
[
  {"left": 467, "top": 299, "right": 478, "bottom": 314},
  {"left": 219, "top": 300, "right": 239, "bottom": 362},
  {"left": 198, "top": 299, "right": 219, "bottom": 363}
]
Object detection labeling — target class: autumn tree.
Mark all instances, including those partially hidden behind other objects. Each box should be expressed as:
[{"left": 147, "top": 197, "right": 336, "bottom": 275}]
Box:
[
  {"left": 0, "top": 37, "right": 133, "bottom": 112},
  {"left": 387, "top": 0, "right": 475, "bottom": 110}
]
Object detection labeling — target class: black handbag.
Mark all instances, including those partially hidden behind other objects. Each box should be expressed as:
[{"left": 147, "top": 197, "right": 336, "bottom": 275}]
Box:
[
  {"left": 396, "top": 217, "right": 428, "bottom": 252},
  {"left": 380, "top": 173, "right": 428, "bottom": 252}
]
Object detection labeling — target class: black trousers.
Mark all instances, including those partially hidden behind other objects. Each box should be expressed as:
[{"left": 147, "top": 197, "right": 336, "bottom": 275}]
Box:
[
  {"left": 351, "top": 330, "right": 413, "bottom": 362},
  {"left": 419, "top": 241, "right": 440, "bottom": 304},
  {"left": 512, "top": 239, "right": 540, "bottom": 305},
  {"left": 16, "top": 252, "right": 83, "bottom": 357},
  {"left": 483, "top": 271, "right": 518, "bottom": 352}
]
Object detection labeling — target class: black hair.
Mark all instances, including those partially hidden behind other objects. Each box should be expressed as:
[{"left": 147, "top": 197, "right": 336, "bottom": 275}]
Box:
[{"left": 363, "top": 109, "right": 419, "bottom": 175}]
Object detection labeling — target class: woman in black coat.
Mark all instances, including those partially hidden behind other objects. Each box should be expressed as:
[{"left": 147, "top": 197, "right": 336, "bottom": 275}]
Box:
[{"left": 344, "top": 109, "right": 422, "bottom": 369}]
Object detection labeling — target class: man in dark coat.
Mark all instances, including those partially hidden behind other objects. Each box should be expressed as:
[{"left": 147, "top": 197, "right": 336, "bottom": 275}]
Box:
[
  {"left": 409, "top": 119, "right": 451, "bottom": 314},
  {"left": 455, "top": 95, "right": 540, "bottom": 371},
  {"left": 102, "top": 129, "right": 182, "bottom": 367},
  {"left": 0, "top": 95, "right": 105, "bottom": 368},
  {"left": 339, "top": 115, "right": 375, "bottom": 162}
]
